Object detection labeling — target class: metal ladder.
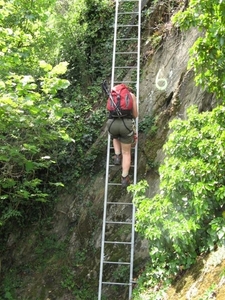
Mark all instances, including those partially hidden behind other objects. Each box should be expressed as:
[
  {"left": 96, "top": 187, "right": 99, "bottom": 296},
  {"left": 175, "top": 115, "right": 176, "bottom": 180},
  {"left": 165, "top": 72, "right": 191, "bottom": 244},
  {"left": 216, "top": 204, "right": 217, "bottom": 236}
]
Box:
[{"left": 98, "top": 0, "right": 141, "bottom": 299}]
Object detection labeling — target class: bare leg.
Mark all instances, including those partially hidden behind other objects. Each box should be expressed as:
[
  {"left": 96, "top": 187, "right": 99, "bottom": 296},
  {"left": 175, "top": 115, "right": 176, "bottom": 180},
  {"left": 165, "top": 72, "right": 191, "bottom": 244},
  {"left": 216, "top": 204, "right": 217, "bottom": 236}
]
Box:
[
  {"left": 113, "top": 138, "right": 121, "bottom": 155},
  {"left": 121, "top": 142, "right": 131, "bottom": 177}
]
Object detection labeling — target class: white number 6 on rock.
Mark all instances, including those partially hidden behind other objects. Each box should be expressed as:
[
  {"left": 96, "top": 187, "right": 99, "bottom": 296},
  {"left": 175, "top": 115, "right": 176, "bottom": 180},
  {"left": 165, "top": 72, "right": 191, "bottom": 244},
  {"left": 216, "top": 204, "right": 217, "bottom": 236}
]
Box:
[{"left": 155, "top": 68, "right": 168, "bottom": 91}]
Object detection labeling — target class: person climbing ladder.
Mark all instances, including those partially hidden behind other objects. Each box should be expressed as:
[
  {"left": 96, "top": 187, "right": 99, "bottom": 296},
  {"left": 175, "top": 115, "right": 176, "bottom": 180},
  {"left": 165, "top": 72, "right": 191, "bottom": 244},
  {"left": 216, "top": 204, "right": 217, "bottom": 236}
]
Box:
[{"left": 106, "top": 83, "right": 138, "bottom": 188}]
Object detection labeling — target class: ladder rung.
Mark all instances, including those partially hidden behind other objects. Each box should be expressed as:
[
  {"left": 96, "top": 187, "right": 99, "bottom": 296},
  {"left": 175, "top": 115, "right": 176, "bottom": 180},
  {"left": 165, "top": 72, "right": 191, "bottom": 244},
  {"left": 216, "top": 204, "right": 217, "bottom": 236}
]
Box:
[
  {"left": 105, "top": 241, "right": 132, "bottom": 244},
  {"left": 106, "top": 221, "right": 132, "bottom": 225},
  {"left": 103, "top": 261, "right": 130, "bottom": 265},
  {"left": 118, "top": 12, "right": 138, "bottom": 15},
  {"left": 117, "top": 25, "right": 138, "bottom": 27},
  {"left": 108, "top": 163, "right": 134, "bottom": 167},
  {"left": 102, "top": 281, "right": 130, "bottom": 286},
  {"left": 107, "top": 201, "right": 133, "bottom": 205},
  {"left": 115, "top": 66, "right": 137, "bottom": 69},
  {"left": 108, "top": 164, "right": 133, "bottom": 168},
  {"left": 108, "top": 182, "right": 122, "bottom": 186},
  {"left": 114, "top": 81, "right": 136, "bottom": 84},
  {"left": 117, "top": 38, "right": 138, "bottom": 41},
  {"left": 115, "top": 51, "right": 138, "bottom": 54},
  {"left": 119, "top": 0, "right": 139, "bottom": 2},
  {"left": 110, "top": 146, "right": 136, "bottom": 149},
  {"left": 108, "top": 180, "right": 133, "bottom": 185}
]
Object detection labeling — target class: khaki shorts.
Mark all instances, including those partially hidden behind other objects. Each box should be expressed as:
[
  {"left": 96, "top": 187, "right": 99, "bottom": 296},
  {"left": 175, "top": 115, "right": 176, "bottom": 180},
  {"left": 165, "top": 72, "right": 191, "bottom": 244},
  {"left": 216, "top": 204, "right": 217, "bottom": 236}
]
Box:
[{"left": 107, "top": 118, "right": 134, "bottom": 144}]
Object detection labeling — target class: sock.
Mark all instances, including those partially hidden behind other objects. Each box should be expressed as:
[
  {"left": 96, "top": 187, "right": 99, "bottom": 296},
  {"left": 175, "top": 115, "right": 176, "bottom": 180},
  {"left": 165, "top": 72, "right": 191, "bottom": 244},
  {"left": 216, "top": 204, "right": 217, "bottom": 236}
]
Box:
[
  {"left": 115, "top": 152, "right": 121, "bottom": 156},
  {"left": 122, "top": 172, "right": 129, "bottom": 178}
]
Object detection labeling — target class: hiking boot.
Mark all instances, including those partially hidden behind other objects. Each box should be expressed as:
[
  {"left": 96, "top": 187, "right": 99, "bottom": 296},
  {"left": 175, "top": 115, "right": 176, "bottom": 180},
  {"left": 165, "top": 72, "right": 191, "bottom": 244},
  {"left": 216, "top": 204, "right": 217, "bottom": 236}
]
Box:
[
  {"left": 114, "top": 154, "right": 122, "bottom": 165},
  {"left": 121, "top": 175, "right": 130, "bottom": 188}
]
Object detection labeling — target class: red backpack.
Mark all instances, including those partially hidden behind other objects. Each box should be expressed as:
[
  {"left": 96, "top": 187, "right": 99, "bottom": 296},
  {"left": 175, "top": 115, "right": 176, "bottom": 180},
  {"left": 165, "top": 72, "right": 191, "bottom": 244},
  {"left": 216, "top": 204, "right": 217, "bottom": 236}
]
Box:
[{"left": 106, "top": 84, "right": 133, "bottom": 117}]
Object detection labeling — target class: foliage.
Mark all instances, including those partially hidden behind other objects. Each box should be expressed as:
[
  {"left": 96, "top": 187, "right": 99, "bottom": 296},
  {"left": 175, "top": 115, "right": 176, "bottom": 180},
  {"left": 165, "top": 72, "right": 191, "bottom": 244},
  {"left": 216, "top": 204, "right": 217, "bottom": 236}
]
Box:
[
  {"left": 129, "top": 105, "right": 225, "bottom": 293},
  {"left": 0, "top": 0, "right": 114, "bottom": 298},
  {"left": 172, "top": 0, "right": 225, "bottom": 101},
  {"left": 0, "top": 0, "right": 76, "bottom": 234},
  {"left": 139, "top": 115, "right": 156, "bottom": 134},
  {"left": 0, "top": 0, "right": 115, "bottom": 234},
  {"left": 198, "top": 284, "right": 216, "bottom": 300},
  {"left": 0, "top": 61, "right": 73, "bottom": 230},
  {"left": 0, "top": 268, "right": 20, "bottom": 300},
  {"left": 0, "top": 0, "right": 59, "bottom": 77},
  {"left": 39, "top": 0, "right": 116, "bottom": 186},
  {"left": 54, "top": 0, "right": 114, "bottom": 91},
  {"left": 61, "top": 249, "right": 97, "bottom": 300},
  {"left": 0, "top": 228, "right": 68, "bottom": 299}
]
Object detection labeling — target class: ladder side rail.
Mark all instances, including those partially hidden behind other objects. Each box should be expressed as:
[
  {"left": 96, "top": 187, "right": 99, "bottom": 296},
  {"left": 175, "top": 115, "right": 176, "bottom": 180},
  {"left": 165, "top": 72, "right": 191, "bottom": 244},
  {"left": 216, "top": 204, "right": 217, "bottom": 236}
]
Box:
[
  {"left": 98, "top": 134, "right": 112, "bottom": 300},
  {"left": 98, "top": 1, "right": 119, "bottom": 299},
  {"left": 134, "top": 0, "right": 141, "bottom": 185},
  {"left": 129, "top": 0, "right": 142, "bottom": 298},
  {"left": 111, "top": 0, "right": 119, "bottom": 87}
]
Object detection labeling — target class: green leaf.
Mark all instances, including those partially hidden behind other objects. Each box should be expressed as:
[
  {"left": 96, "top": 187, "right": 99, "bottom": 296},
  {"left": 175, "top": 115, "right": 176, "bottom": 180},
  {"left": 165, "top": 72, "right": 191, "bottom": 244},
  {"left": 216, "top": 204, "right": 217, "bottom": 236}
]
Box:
[
  {"left": 25, "top": 161, "right": 35, "bottom": 172},
  {"left": 50, "top": 61, "right": 69, "bottom": 75},
  {"left": 49, "top": 182, "right": 64, "bottom": 187},
  {"left": 39, "top": 60, "right": 53, "bottom": 71}
]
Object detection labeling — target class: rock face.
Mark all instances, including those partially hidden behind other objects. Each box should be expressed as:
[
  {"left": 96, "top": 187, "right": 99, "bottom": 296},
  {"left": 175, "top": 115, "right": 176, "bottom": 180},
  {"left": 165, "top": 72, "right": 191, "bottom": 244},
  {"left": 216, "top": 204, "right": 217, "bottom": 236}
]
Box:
[
  {"left": 95, "top": 22, "right": 218, "bottom": 298},
  {"left": 62, "top": 23, "right": 216, "bottom": 299},
  {"left": 1, "top": 6, "right": 220, "bottom": 300},
  {"left": 138, "top": 26, "right": 215, "bottom": 201}
]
